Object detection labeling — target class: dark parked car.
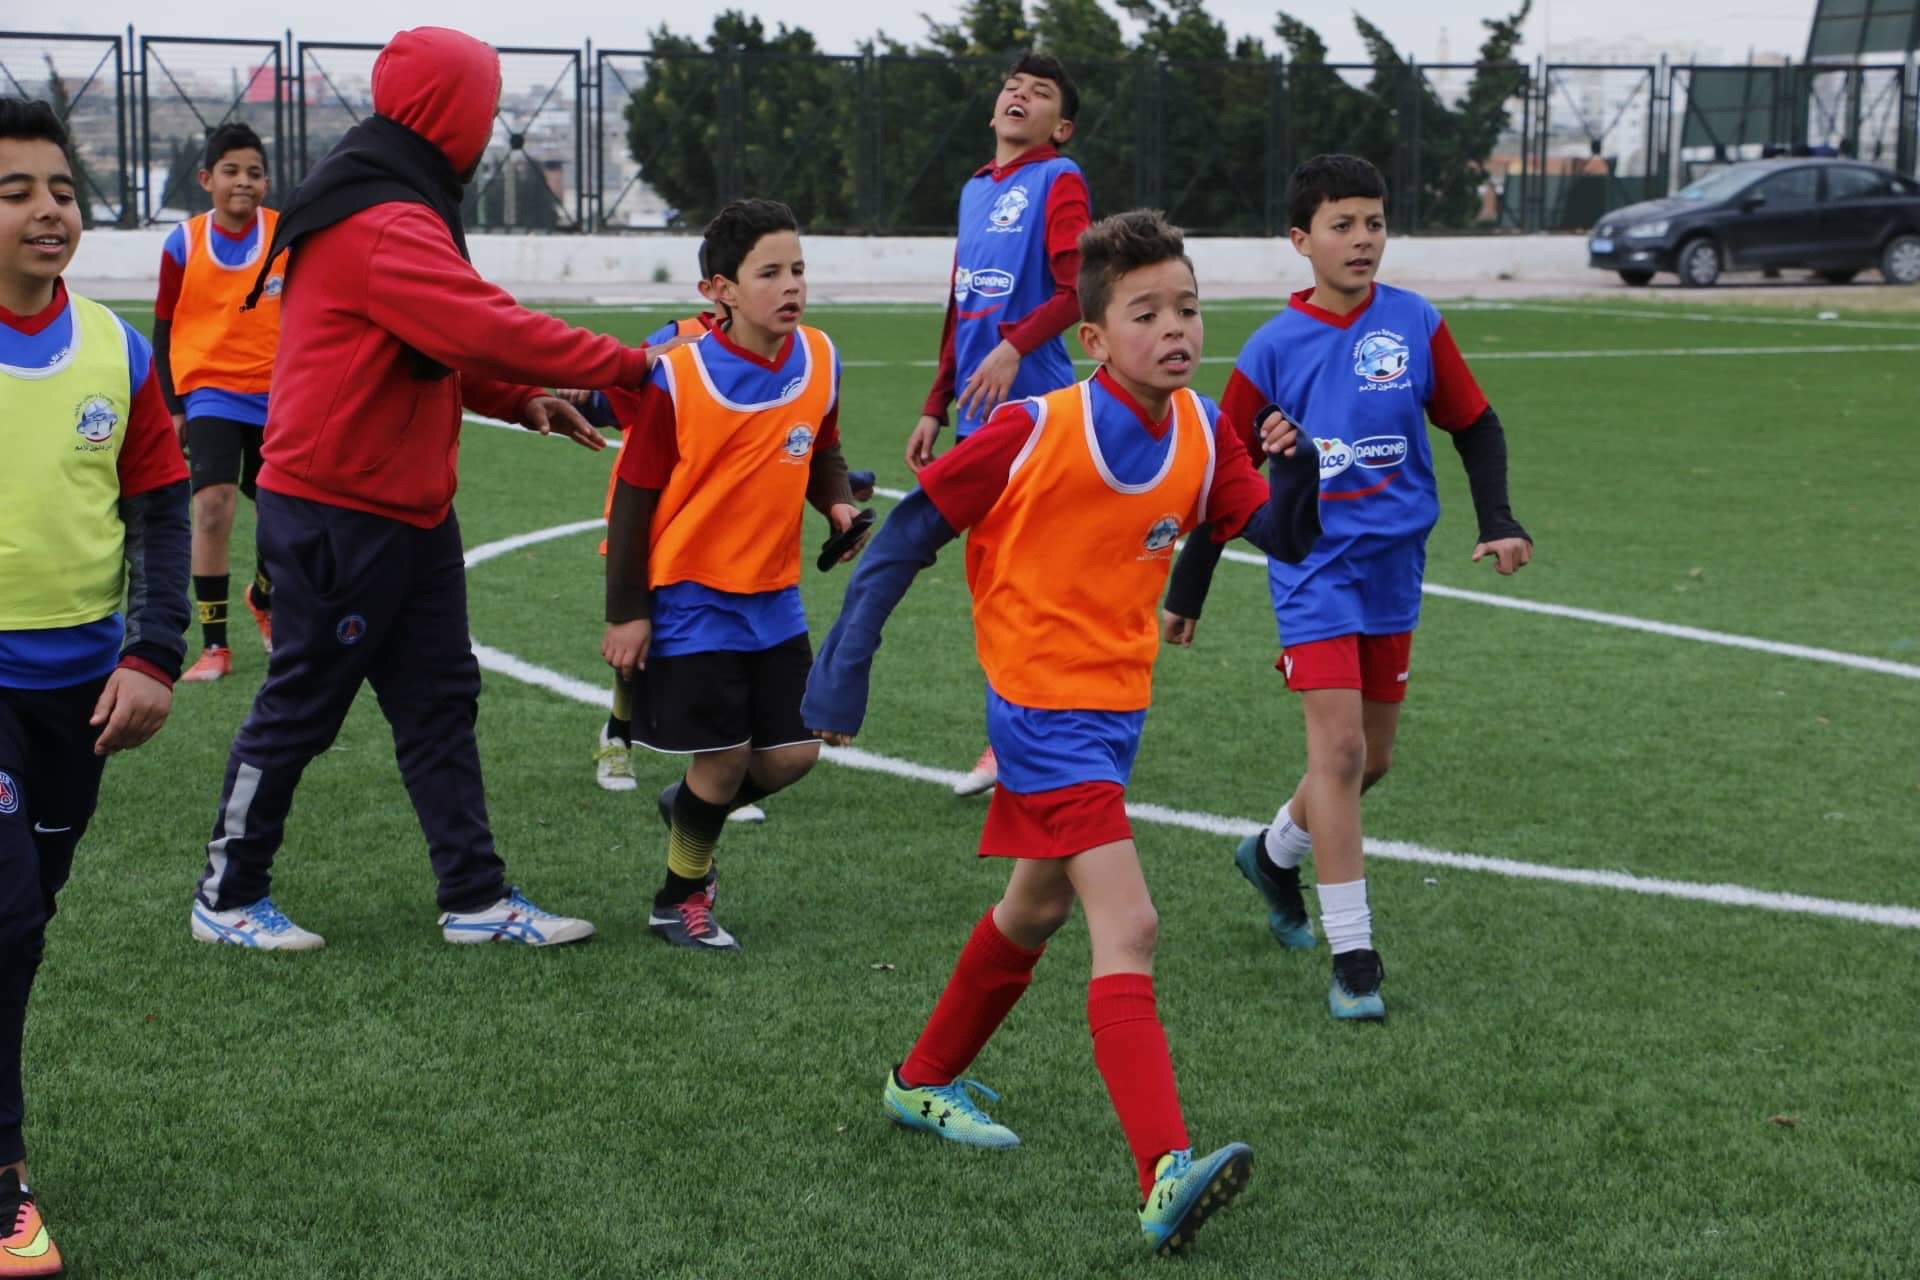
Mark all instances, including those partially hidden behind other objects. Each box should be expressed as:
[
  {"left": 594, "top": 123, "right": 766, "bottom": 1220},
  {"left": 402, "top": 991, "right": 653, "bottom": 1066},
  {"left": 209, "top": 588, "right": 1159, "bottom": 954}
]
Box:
[{"left": 1587, "top": 158, "right": 1920, "bottom": 288}]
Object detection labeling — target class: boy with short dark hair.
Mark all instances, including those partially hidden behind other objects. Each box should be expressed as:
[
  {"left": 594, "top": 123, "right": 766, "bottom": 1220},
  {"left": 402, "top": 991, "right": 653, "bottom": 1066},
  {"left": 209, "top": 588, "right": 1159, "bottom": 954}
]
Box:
[
  {"left": 0, "top": 96, "right": 192, "bottom": 1276},
  {"left": 804, "top": 209, "right": 1319, "bottom": 1255},
  {"left": 1164, "top": 154, "right": 1532, "bottom": 1022},
  {"left": 601, "top": 198, "right": 865, "bottom": 951},
  {"left": 904, "top": 49, "right": 1093, "bottom": 797},
  {"left": 152, "top": 121, "right": 283, "bottom": 681}
]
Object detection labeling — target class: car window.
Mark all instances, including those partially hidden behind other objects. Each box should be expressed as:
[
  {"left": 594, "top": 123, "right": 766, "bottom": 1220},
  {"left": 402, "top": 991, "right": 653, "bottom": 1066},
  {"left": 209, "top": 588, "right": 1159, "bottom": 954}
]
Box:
[
  {"left": 1677, "top": 166, "right": 1764, "bottom": 201},
  {"left": 1826, "top": 167, "right": 1893, "bottom": 201},
  {"left": 1752, "top": 168, "right": 1819, "bottom": 208}
]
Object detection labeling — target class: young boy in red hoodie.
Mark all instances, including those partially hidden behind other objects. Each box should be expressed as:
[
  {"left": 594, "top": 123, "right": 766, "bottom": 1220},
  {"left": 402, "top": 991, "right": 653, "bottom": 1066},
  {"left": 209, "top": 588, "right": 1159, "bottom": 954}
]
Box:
[{"left": 189, "top": 27, "right": 659, "bottom": 951}]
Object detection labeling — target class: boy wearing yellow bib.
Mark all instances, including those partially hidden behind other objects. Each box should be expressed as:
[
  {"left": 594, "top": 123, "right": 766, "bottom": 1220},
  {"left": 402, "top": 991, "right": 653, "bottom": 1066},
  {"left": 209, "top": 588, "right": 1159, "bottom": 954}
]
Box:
[
  {"left": 152, "top": 123, "right": 283, "bottom": 681},
  {"left": 600, "top": 200, "right": 867, "bottom": 952},
  {"left": 803, "top": 211, "right": 1319, "bottom": 1256},
  {"left": 0, "top": 98, "right": 191, "bottom": 1278}
]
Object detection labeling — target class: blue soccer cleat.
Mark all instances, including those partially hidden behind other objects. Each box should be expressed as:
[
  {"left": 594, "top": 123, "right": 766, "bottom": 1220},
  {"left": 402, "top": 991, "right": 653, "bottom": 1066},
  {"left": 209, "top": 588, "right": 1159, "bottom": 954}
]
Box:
[
  {"left": 883, "top": 1069, "right": 1020, "bottom": 1149},
  {"left": 1329, "top": 948, "right": 1386, "bottom": 1021},
  {"left": 1233, "top": 832, "right": 1318, "bottom": 950},
  {"left": 1138, "top": 1142, "right": 1254, "bottom": 1255}
]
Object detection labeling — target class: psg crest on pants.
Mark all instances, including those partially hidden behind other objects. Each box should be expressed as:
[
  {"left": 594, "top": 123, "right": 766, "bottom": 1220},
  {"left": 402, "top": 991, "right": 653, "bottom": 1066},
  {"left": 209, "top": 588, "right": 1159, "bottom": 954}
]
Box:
[{"left": 0, "top": 770, "right": 18, "bottom": 815}]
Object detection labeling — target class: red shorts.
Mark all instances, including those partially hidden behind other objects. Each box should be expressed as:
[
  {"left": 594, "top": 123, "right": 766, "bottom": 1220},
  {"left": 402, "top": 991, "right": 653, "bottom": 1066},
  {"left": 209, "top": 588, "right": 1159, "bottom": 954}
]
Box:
[
  {"left": 1278, "top": 631, "right": 1414, "bottom": 703},
  {"left": 979, "top": 781, "right": 1133, "bottom": 859}
]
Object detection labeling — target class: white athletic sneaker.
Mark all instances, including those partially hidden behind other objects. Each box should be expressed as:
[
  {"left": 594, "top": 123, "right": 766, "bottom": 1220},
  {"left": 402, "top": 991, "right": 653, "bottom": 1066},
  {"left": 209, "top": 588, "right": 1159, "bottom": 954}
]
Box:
[
  {"left": 728, "top": 804, "right": 767, "bottom": 824},
  {"left": 438, "top": 887, "right": 595, "bottom": 946},
  {"left": 594, "top": 726, "right": 637, "bottom": 792},
  {"left": 191, "top": 896, "right": 326, "bottom": 951},
  {"left": 952, "top": 745, "right": 998, "bottom": 796}
]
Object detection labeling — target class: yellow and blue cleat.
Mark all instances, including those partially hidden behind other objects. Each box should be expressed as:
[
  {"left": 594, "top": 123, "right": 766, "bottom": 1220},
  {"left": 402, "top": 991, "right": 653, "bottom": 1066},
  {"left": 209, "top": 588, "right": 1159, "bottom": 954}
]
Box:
[
  {"left": 1234, "top": 833, "right": 1317, "bottom": 950},
  {"left": 1329, "top": 948, "right": 1386, "bottom": 1021},
  {"left": 883, "top": 1069, "right": 1020, "bottom": 1149},
  {"left": 1139, "top": 1143, "right": 1254, "bottom": 1256}
]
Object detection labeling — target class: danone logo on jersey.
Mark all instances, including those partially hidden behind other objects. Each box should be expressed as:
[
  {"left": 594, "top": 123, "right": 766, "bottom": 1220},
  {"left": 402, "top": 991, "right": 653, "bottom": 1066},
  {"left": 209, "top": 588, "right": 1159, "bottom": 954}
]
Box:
[
  {"left": 1313, "top": 437, "right": 1355, "bottom": 480},
  {"left": 781, "top": 424, "right": 815, "bottom": 464},
  {"left": 1353, "top": 435, "right": 1409, "bottom": 469},
  {"left": 1352, "top": 329, "right": 1411, "bottom": 390},
  {"left": 953, "top": 267, "right": 1017, "bottom": 303},
  {"left": 1139, "top": 513, "right": 1182, "bottom": 559},
  {"left": 74, "top": 394, "right": 119, "bottom": 450},
  {"left": 987, "top": 184, "right": 1031, "bottom": 232}
]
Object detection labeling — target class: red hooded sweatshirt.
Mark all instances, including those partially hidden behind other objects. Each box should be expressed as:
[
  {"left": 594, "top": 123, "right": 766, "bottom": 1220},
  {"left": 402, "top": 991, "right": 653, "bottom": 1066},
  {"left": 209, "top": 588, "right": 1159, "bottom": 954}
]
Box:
[{"left": 257, "top": 27, "right": 652, "bottom": 527}]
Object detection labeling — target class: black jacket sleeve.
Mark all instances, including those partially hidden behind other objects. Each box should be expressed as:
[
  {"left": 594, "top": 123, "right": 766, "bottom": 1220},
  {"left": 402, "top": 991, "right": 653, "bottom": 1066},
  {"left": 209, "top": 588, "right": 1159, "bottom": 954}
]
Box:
[
  {"left": 605, "top": 479, "right": 660, "bottom": 624},
  {"left": 1449, "top": 406, "right": 1530, "bottom": 544},
  {"left": 119, "top": 480, "right": 191, "bottom": 679},
  {"left": 150, "top": 319, "right": 185, "bottom": 417}
]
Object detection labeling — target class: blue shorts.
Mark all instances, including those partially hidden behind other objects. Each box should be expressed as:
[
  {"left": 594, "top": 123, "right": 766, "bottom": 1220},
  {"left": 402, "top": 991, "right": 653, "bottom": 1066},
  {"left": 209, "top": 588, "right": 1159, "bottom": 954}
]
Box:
[
  {"left": 984, "top": 688, "right": 1145, "bottom": 794},
  {"left": 1268, "top": 538, "right": 1426, "bottom": 648}
]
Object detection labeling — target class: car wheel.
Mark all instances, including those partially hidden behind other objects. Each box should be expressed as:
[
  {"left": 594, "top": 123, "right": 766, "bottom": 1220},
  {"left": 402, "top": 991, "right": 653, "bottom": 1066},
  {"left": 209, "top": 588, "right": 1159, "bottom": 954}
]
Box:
[
  {"left": 1819, "top": 269, "right": 1860, "bottom": 284},
  {"left": 1881, "top": 234, "right": 1920, "bottom": 285},
  {"left": 1678, "top": 238, "right": 1721, "bottom": 288},
  {"left": 1617, "top": 269, "right": 1655, "bottom": 286}
]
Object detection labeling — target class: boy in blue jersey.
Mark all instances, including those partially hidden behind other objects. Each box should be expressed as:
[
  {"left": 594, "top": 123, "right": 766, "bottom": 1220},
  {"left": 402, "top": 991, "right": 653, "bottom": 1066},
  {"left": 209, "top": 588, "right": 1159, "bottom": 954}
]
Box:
[
  {"left": 152, "top": 123, "right": 281, "bottom": 683},
  {"left": 903, "top": 50, "right": 1093, "bottom": 796},
  {"left": 0, "top": 98, "right": 192, "bottom": 1277},
  {"left": 1164, "top": 155, "right": 1532, "bottom": 1022}
]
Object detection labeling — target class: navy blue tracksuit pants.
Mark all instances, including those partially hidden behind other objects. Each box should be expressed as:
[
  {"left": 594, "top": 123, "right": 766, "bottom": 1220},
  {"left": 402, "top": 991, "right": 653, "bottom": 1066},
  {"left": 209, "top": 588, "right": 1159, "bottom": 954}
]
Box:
[
  {"left": 0, "top": 677, "right": 107, "bottom": 1166},
  {"left": 195, "top": 489, "right": 507, "bottom": 914}
]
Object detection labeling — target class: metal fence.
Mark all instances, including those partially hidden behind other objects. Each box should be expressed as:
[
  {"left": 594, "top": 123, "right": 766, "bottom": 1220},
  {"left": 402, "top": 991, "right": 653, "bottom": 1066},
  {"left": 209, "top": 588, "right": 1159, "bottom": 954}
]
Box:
[{"left": 5, "top": 30, "right": 1918, "bottom": 235}]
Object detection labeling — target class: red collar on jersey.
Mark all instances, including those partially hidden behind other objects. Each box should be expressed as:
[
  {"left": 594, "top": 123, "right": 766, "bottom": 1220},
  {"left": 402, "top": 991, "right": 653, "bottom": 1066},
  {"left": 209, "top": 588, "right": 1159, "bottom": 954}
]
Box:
[
  {"left": 1287, "top": 284, "right": 1376, "bottom": 330},
  {"left": 0, "top": 278, "right": 68, "bottom": 335},
  {"left": 976, "top": 144, "right": 1062, "bottom": 182}
]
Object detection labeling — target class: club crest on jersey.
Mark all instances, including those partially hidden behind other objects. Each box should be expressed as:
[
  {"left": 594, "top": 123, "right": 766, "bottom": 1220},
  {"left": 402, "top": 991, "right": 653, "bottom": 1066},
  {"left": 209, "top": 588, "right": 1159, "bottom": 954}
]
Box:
[
  {"left": 262, "top": 275, "right": 285, "bottom": 299},
  {"left": 74, "top": 395, "right": 118, "bottom": 445},
  {"left": 1353, "top": 330, "right": 1410, "bottom": 384},
  {"left": 782, "top": 424, "right": 815, "bottom": 462},
  {"left": 1141, "top": 514, "right": 1182, "bottom": 558},
  {"left": 987, "top": 184, "right": 1031, "bottom": 231},
  {"left": 0, "top": 770, "right": 17, "bottom": 815},
  {"left": 1314, "top": 437, "right": 1355, "bottom": 480}
]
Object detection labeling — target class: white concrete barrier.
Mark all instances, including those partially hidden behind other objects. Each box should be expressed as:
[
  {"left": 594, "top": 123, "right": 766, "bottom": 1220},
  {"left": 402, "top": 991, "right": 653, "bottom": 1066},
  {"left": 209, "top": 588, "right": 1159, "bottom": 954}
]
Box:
[{"left": 68, "top": 228, "right": 1593, "bottom": 303}]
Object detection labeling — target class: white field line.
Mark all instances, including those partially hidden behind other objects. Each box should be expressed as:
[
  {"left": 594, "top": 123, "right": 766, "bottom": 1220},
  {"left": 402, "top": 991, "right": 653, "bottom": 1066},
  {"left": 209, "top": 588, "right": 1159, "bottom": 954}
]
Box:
[
  {"left": 1449, "top": 300, "right": 1920, "bottom": 333},
  {"left": 865, "top": 486, "right": 1920, "bottom": 682},
  {"left": 461, "top": 518, "right": 1920, "bottom": 932}
]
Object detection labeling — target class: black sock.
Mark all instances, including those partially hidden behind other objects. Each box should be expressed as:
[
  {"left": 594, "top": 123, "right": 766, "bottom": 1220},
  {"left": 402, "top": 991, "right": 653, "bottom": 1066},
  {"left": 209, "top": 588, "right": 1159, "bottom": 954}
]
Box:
[
  {"left": 732, "top": 778, "right": 772, "bottom": 809},
  {"left": 657, "top": 870, "right": 710, "bottom": 905},
  {"left": 249, "top": 567, "right": 273, "bottom": 613},
  {"left": 194, "top": 574, "right": 230, "bottom": 648},
  {"left": 606, "top": 714, "right": 632, "bottom": 745}
]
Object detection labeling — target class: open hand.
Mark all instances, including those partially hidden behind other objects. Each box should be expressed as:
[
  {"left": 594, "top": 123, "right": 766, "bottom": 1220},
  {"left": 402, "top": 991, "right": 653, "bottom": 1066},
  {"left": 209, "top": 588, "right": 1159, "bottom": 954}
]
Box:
[
  {"left": 906, "top": 414, "right": 943, "bottom": 472},
  {"left": 955, "top": 340, "right": 1021, "bottom": 424},
  {"left": 602, "top": 619, "right": 652, "bottom": 678},
  {"left": 1160, "top": 610, "right": 1198, "bottom": 647},
  {"left": 91, "top": 667, "right": 172, "bottom": 755},
  {"left": 524, "top": 395, "right": 606, "bottom": 451},
  {"left": 1472, "top": 538, "right": 1532, "bottom": 575}
]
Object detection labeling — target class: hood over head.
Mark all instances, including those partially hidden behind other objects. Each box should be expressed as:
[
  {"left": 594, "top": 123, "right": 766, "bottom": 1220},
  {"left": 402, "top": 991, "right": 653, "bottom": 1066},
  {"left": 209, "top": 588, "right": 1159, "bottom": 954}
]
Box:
[{"left": 372, "top": 26, "right": 500, "bottom": 179}]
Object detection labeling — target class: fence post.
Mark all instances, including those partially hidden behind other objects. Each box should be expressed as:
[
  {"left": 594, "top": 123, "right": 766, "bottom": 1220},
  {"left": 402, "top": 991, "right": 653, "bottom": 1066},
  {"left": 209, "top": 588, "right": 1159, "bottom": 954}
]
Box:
[
  {"left": 1265, "top": 57, "right": 1285, "bottom": 236},
  {"left": 1404, "top": 56, "right": 1421, "bottom": 234},
  {"left": 574, "top": 43, "right": 587, "bottom": 231}
]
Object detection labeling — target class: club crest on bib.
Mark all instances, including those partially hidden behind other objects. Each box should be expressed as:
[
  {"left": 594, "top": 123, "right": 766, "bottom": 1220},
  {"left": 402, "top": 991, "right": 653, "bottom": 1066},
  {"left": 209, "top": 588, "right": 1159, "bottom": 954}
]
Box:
[
  {"left": 74, "top": 394, "right": 119, "bottom": 445},
  {"left": 782, "top": 424, "right": 815, "bottom": 462},
  {"left": 1353, "top": 330, "right": 1411, "bottom": 384},
  {"left": 1141, "top": 514, "right": 1182, "bottom": 558},
  {"left": 262, "top": 274, "right": 285, "bottom": 299},
  {"left": 988, "top": 184, "right": 1031, "bottom": 231}
]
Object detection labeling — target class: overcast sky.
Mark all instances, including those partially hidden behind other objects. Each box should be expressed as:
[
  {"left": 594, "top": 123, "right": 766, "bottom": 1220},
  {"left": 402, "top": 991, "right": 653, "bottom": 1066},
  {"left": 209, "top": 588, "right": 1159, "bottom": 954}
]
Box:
[{"left": 56, "top": 0, "right": 1817, "bottom": 66}]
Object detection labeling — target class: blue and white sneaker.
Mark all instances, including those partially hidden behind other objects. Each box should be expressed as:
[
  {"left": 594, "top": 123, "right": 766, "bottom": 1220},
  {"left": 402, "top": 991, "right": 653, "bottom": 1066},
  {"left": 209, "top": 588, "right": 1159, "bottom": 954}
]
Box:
[
  {"left": 1329, "top": 948, "right": 1386, "bottom": 1021},
  {"left": 190, "top": 896, "right": 326, "bottom": 951},
  {"left": 1138, "top": 1143, "right": 1254, "bottom": 1256},
  {"left": 1233, "top": 832, "right": 1317, "bottom": 950},
  {"left": 882, "top": 1069, "right": 1020, "bottom": 1148},
  {"left": 438, "top": 887, "right": 595, "bottom": 946}
]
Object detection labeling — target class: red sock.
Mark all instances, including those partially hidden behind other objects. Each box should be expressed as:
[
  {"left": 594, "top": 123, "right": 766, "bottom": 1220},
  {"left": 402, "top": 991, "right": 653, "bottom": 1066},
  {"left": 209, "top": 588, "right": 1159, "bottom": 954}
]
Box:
[
  {"left": 1088, "top": 972, "right": 1190, "bottom": 1200},
  {"left": 899, "top": 910, "right": 1044, "bottom": 1087}
]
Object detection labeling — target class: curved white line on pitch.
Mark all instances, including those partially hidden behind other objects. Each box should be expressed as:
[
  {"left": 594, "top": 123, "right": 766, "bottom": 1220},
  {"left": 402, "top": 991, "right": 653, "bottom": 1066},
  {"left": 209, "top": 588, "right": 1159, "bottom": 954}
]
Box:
[{"left": 460, "top": 518, "right": 1920, "bottom": 932}]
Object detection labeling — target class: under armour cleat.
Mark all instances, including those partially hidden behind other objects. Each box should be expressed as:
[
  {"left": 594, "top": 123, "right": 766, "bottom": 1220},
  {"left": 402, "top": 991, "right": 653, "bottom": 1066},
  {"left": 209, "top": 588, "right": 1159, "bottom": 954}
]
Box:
[
  {"left": 190, "top": 896, "right": 325, "bottom": 951},
  {"left": 1138, "top": 1143, "right": 1254, "bottom": 1256},
  {"left": 1233, "top": 832, "right": 1317, "bottom": 950},
  {"left": 439, "top": 888, "right": 595, "bottom": 946},
  {"left": 882, "top": 1069, "right": 1020, "bottom": 1148},
  {"left": 1329, "top": 948, "right": 1386, "bottom": 1021}
]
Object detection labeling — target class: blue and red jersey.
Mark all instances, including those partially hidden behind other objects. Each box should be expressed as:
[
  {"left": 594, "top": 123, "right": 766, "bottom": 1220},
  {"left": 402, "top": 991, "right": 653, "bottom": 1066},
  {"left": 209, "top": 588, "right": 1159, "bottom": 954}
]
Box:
[
  {"left": 924, "top": 146, "right": 1091, "bottom": 437},
  {"left": 609, "top": 324, "right": 841, "bottom": 657},
  {"left": 1223, "top": 283, "right": 1487, "bottom": 645}
]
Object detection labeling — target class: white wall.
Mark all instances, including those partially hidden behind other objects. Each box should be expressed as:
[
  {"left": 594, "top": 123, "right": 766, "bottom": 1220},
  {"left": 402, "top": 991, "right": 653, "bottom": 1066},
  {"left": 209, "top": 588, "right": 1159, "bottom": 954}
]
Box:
[{"left": 68, "top": 229, "right": 1591, "bottom": 302}]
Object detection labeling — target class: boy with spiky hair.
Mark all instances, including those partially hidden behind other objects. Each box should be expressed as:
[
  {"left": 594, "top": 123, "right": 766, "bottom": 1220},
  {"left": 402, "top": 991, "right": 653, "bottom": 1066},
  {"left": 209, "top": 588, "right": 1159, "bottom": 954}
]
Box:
[
  {"left": 0, "top": 96, "right": 192, "bottom": 1277},
  {"left": 804, "top": 209, "right": 1320, "bottom": 1256},
  {"left": 904, "top": 49, "right": 1093, "bottom": 798},
  {"left": 1164, "top": 154, "right": 1532, "bottom": 1022},
  {"left": 153, "top": 121, "right": 284, "bottom": 682},
  {"left": 600, "top": 198, "right": 866, "bottom": 951}
]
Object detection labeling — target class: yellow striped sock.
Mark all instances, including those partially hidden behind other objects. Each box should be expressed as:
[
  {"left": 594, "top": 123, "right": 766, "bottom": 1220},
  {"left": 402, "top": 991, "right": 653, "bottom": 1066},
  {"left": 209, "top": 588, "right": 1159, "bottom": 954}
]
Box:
[
  {"left": 667, "top": 826, "right": 717, "bottom": 880},
  {"left": 612, "top": 673, "right": 634, "bottom": 722}
]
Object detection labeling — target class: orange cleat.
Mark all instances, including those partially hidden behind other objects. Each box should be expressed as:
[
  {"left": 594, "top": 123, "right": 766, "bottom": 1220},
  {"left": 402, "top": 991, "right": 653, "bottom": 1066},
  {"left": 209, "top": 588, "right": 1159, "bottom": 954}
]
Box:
[
  {"left": 0, "top": 1171, "right": 62, "bottom": 1277},
  {"left": 179, "top": 646, "right": 233, "bottom": 683},
  {"left": 952, "top": 745, "right": 998, "bottom": 797},
  {"left": 243, "top": 585, "right": 273, "bottom": 654}
]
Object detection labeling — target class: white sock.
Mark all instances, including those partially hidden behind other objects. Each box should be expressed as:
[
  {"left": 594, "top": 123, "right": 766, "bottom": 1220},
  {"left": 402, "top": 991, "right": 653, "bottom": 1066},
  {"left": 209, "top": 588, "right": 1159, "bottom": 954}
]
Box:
[
  {"left": 1317, "top": 878, "right": 1372, "bottom": 955},
  {"left": 1262, "top": 804, "right": 1312, "bottom": 871}
]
